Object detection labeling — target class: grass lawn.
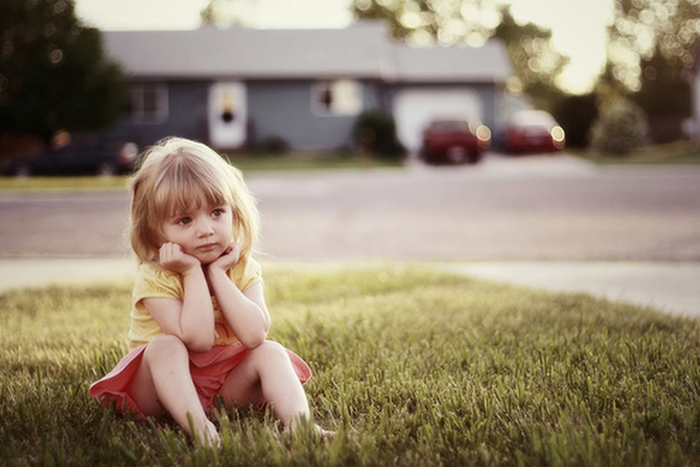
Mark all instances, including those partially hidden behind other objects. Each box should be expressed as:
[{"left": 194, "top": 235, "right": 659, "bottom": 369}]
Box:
[
  {"left": 0, "top": 152, "right": 402, "bottom": 192},
  {"left": 2, "top": 265, "right": 700, "bottom": 466},
  {"left": 573, "top": 140, "right": 700, "bottom": 165}
]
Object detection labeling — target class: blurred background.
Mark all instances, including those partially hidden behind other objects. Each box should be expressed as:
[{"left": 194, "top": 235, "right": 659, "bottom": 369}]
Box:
[{"left": 1, "top": 0, "right": 699, "bottom": 168}]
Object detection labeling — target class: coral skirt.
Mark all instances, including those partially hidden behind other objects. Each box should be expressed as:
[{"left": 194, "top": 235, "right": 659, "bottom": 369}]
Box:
[{"left": 89, "top": 342, "right": 312, "bottom": 419}]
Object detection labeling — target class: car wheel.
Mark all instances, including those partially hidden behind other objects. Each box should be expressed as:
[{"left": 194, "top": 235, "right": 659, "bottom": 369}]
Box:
[
  {"left": 97, "top": 162, "right": 117, "bottom": 177},
  {"left": 446, "top": 146, "right": 467, "bottom": 164}
]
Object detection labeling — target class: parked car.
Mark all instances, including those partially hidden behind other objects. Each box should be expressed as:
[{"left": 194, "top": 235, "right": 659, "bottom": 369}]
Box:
[
  {"left": 502, "top": 110, "right": 566, "bottom": 154},
  {"left": 420, "top": 118, "right": 491, "bottom": 164},
  {"left": 1, "top": 135, "right": 139, "bottom": 176}
]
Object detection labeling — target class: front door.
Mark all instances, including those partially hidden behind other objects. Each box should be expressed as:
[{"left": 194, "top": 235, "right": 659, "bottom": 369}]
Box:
[{"left": 208, "top": 82, "right": 247, "bottom": 149}]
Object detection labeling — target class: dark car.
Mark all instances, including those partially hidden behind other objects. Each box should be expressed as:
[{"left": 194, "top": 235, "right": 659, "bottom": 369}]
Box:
[
  {"left": 1, "top": 135, "right": 139, "bottom": 176},
  {"left": 420, "top": 118, "right": 491, "bottom": 164},
  {"left": 502, "top": 110, "right": 565, "bottom": 154}
]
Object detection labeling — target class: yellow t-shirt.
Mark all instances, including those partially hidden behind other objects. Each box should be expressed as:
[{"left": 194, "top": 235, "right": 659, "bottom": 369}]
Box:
[{"left": 127, "top": 256, "right": 263, "bottom": 350}]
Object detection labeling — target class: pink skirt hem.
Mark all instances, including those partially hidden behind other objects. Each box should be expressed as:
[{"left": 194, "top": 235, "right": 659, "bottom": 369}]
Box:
[{"left": 89, "top": 342, "right": 312, "bottom": 418}]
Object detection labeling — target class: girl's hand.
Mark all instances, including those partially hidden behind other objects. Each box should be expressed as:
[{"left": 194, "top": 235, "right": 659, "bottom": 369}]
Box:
[
  {"left": 208, "top": 242, "right": 241, "bottom": 274},
  {"left": 159, "top": 242, "right": 201, "bottom": 274}
]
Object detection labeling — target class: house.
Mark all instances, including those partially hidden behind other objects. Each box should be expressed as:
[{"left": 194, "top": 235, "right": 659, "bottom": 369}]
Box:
[{"left": 102, "top": 21, "right": 512, "bottom": 152}]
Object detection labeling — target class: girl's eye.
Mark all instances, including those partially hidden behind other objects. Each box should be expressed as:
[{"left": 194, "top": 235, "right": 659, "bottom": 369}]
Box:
[
  {"left": 178, "top": 217, "right": 192, "bottom": 226},
  {"left": 212, "top": 208, "right": 225, "bottom": 217}
]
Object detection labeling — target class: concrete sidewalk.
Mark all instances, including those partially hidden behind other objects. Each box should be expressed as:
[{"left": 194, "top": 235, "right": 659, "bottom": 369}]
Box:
[
  {"left": 447, "top": 261, "right": 700, "bottom": 318},
  {"left": 0, "top": 258, "right": 698, "bottom": 319}
]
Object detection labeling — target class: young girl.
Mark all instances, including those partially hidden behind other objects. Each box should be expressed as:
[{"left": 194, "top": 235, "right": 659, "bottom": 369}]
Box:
[{"left": 90, "top": 137, "right": 325, "bottom": 446}]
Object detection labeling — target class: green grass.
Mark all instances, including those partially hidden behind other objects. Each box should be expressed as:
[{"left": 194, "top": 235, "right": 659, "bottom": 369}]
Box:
[
  {"left": 573, "top": 140, "right": 700, "bottom": 165},
  {"left": 2, "top": 265, "right": 700, "bottom": 466},
  {"left": 0, "top": 175, "right": 130, "bottom": 192},
  {"left": 0, "top": 152, "right": 401, "bottom": 192}
]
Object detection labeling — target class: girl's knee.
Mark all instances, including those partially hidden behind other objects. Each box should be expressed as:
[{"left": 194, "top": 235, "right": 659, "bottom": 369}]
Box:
[
  {"left": 250, "top": 340, "right": 289, "bottom": 363},
  {"left": 144, "top": 334, "right": 187, "bottom": 362}
]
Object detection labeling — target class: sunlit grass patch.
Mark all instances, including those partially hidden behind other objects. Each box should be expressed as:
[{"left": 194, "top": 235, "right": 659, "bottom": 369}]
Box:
[{"left": 2, "top": 265, "right": 700, "bottom": 466}]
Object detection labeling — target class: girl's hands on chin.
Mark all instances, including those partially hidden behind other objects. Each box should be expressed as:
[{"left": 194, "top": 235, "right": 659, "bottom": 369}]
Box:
[
  {"left": 208, "top": 242, "right": 241, "bottom": 273},
  {"left": 159, "top": 242, "right": 201, "bottom": 274}
]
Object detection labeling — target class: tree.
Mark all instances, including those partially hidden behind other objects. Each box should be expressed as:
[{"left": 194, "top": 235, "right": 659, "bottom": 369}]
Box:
[
  {"left": 601, "top": 0, "right": 700, "bottom": 143},
  {"left": 351, "top": 1, "right": 569, "bottom": 110},
  {"left": 0, "top": 0, "right": 126, "bottom": 142},
  {"left": 607, "top": 0, "right": 700, "bottom": 93},
  {"left": 200, "top": 0, "right": 258, "bottom": 28},
  {"left": 552, "top": 93, "right": 599, "bottom": 148},
  {"left": 493, "top": 7, "right": 569, "bottom": 110}
]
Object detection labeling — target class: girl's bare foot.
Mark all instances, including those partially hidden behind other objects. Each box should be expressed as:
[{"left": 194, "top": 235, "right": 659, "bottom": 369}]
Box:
[
  {"left": 283, "top": 419, "right": 335, "bottom": 439},
  {"left": 314, "top": 424, "right": 335, "bottom": 439}
]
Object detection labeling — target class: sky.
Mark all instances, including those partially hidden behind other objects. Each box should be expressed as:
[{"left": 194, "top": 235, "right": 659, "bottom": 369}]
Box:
[{"left": 74, "top": 0, "right": 615, "bottom": 95}]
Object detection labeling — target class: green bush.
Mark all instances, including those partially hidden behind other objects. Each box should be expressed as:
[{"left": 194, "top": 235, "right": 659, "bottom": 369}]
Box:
[
  {"left": 353, "top": 110, "right": 407, "bottom": 161},
  {"left": 258, "top": 135, "right": 290, "bottom": 154},
  {"left": 589, "top": 96, "right": 650, "bottom": 156}
]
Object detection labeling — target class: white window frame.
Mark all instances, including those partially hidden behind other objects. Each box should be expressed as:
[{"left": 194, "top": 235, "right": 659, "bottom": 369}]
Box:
[{"left": 312, "top": 79, "right": 363, "bottom": 116}]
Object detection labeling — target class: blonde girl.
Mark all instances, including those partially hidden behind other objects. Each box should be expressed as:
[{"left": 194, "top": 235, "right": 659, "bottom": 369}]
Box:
[{"left": 90, "top": 137, "right": 324, "bottom": 445}]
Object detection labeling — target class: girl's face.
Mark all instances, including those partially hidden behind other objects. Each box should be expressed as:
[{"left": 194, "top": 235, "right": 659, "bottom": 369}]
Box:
[{"left": 160, "top": 196, "right": 234, "bottom": 265}]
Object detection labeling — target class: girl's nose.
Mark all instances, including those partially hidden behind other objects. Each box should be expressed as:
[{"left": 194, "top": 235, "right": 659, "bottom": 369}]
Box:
[{"left": 197, "top": 219, "right": 214, "bottom": 237}]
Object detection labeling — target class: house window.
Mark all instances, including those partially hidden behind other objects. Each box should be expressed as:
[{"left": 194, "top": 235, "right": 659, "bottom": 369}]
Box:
[
  {"left": 313, "top": 80, "right": 362, "bottom": 116},
  {"left": 125, "top": 83, "right": 168, "bottom": 123}
]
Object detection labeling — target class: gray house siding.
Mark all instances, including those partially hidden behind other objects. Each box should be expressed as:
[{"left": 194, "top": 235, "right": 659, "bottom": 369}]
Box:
[
  {"left": 107, "top": 80, "right": 210, "bottom": 149},
  {"left": 107, "top": 79, "right": 503, "bottom": 152},
  {"left": 107, "top": 79, "right": 387, "bottom": 152},
  {"left": 101, "top": 24, "right": 512, "bottom": 152},
  {"left": 247, "top": 80, "right": 383, "bottom": 151}
]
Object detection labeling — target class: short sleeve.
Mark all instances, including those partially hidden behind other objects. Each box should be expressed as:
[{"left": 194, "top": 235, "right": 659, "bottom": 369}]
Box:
[
  {"left": 132, "top": 262, "right": 184, "bottom": 305},
  {"left": 229, "top": 256, "right": 263, "bottom": 292}
]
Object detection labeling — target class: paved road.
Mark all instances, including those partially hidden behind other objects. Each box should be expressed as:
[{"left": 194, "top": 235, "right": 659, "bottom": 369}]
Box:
[
  {"left": 2, "top": 153, "right": 698, "bottom": 261},
  {"left": 1, "top": 153, "right": 699, "bottom": 317}
]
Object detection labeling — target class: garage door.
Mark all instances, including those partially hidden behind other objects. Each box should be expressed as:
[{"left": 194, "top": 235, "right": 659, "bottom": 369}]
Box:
[{"left": 393, "top": 88, "right": 482, "bottom": 152}]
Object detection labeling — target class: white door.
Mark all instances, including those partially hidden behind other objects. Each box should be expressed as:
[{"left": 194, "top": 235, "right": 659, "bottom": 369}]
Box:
[
  {"left": 393, "top": 88, "right": 482, "bottom": 151},
  {"left": 208, "top": 82, "right": 247, "bottom": 149}
]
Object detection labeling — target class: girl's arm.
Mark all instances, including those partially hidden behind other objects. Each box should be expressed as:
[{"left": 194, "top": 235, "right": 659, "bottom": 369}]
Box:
[
  {"left": 142, "top": 243, "right": 216, "bottom": 352},
  {"left": 206, "top": 243, "right": 270, "bottom": 349}
]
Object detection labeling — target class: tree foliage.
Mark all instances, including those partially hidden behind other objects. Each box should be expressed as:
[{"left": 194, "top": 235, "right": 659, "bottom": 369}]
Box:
[
  {"left": 634, "top": 46, "right": 691, "bottom": 117},
  {"left": 551, "top": 93, "right": 599, "bottom": 149},
  {"left": 200, "top": 0, "right": 258, "bottom": 28},
  {"left": 0, "top": 0, "right": 126, "bottom": 141},
  {"left": 351, "top": 0, "right": 568, "bottom": 109},
  {"left": 607, "top": 0, "right": 700, "bottom": 94}
]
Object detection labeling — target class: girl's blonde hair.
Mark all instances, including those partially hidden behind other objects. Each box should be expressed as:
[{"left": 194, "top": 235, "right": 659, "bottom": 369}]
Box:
[{"left": 128, "top": 137, "right": 260, "bottom": 263}]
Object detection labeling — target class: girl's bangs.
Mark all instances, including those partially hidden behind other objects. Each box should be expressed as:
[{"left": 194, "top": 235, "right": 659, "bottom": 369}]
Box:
[{"left": 154, "top": 162, "right": 231, "bottom": 219}]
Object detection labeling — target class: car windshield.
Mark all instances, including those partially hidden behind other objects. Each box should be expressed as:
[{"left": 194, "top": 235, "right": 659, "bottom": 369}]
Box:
[
  {"left": 430, "top": 121, "right": 470, "bottom": 132},
  {"left": 510, "top": 111, "right": 556, "bottom": 127}
]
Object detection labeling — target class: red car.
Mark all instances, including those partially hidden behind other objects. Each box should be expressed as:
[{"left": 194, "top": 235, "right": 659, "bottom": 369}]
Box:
[
  {"left": 503, "top": 110, "right": 565, "bottom": 154},
  {"left": 420, "top": 119, "right": 491, "bottom": 164}
]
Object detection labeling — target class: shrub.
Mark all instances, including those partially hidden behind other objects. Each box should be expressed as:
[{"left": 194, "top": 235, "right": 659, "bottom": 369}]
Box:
[
  {"left": 589, "top": 96, "right": 650, "bottom": 156},
  {"left": 259, "top": 135, "right": 290, "bottom": 154},
  {"left": 353, "top": 110, "right": 406, "bottom": 161}
]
